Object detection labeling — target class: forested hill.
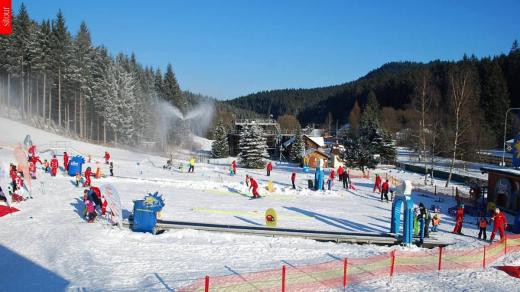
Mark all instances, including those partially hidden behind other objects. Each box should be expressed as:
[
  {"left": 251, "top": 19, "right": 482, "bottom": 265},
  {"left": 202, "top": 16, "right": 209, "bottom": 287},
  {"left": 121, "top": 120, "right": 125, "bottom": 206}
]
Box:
[{"left": 224, "top": 49, "right": 520, "bottom": 140}]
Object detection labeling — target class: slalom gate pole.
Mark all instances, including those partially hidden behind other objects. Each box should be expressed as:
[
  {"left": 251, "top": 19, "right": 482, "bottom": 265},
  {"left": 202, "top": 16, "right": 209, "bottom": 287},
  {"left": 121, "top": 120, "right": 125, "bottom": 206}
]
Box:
[
  {"left": 390, "top": 250, "right": 396, "bottom": 277},
  {"left": 438, "top": 246, "right": 443, "bottom": 271},
  {"left": 282, "top": 265, "right": 286, "bottom": 292},
  {"left": 343, "top": 258, "right": 348, "bottom": 289},
  {"left": 205, "top": 275, "right": 209, "bottom": 292},
  {"left": 483, "top": 246, "right": 486, "bottom": 269}
]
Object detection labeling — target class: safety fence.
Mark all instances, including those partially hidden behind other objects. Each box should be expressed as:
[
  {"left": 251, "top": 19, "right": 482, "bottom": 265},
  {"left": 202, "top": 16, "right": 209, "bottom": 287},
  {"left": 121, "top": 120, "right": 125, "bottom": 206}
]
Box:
[{"left": 181, "top": 234, "right": 520, "bottom": 291}]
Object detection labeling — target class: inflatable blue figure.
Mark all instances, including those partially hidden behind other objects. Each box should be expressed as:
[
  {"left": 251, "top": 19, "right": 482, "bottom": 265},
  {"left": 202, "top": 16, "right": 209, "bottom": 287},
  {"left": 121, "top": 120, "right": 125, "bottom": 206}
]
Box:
[
  {"left": 133, "top": 192, "right": 165, "bottom": 234},
  {"left": 314, "top": 159, "right": 324, "bottom": 191},
  {"left": 68, "top": 156, "right": 85, "bottom": 176},
  {"left": 390, "top": 180, "right": 415, "bottom": 246}
]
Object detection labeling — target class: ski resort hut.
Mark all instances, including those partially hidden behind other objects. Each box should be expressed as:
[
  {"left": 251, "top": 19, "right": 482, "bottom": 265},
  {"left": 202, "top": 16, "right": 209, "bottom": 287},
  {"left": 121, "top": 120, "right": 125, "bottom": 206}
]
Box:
[
  {"left": 304, "top": 149, "right": 330, "bottom": 168},
  {"left": 480, "top": 167, "right": 520, "bottom": 215}
]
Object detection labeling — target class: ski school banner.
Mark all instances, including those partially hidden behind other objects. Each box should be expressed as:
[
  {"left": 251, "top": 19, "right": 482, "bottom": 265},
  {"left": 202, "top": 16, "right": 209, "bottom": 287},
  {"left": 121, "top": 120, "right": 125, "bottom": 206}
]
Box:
[
  {"left": 0, "top": 0, "right": 12, "bottom": 35},
  {"left": 513, "top": 134, "right": 520, "bottom": 168},
  {"left": 101, "top": 184, "right": 123, "bottom": 227}
]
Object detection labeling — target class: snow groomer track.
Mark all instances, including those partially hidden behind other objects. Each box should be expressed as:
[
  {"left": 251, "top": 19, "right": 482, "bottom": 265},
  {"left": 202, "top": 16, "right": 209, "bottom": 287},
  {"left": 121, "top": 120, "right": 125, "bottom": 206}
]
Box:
[{"left": 124, "top": 219, "right": 453, "bottom": 248}]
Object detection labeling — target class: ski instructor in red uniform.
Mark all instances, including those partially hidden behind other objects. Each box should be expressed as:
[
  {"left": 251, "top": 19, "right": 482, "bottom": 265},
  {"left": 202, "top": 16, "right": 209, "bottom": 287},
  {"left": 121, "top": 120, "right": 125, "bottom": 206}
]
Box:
[
  {"left": 490, "top": 208, "right": 508, "bottom": 242},
  {"left": 50, "top": 155, "right": 59, "bottom": 177},
  {"left": 249, "top": 176, "right": 260, "bottom": 199}
]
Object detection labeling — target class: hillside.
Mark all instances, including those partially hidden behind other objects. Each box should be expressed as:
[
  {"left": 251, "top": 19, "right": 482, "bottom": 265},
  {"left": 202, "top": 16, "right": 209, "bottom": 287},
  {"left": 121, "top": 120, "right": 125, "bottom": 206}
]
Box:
[{"left": 224, "top": 48, "right": 520, "bottom": 141}]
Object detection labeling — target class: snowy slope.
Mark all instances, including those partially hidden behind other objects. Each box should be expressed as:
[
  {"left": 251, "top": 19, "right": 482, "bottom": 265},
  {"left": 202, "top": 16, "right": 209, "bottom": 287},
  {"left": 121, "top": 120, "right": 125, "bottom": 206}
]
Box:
[{"left": 0, "top": 117, "right": 518, "bottom": 291}]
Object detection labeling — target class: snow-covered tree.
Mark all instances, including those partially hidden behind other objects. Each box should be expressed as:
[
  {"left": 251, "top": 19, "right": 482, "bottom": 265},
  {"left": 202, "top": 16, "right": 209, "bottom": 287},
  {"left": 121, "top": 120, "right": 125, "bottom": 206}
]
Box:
[
  {"left": 289, "top": 129, "right": 305, "bottom": 163},
  {"left": 342, "top": 135, "right": 378, "bottom": 172},
  {"left": 238, "top": 124, "right": 269, "bottom": 168},
  {"left": 211, "top": 122, "right": 229, "bottom": 158}
]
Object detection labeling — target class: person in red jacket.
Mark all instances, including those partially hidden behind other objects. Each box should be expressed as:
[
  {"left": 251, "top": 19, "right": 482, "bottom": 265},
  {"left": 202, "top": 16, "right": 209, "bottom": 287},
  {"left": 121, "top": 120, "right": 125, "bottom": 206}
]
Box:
[
  {"left": 329, "top": 169, "right": 335, "bottom": 181},
  {"left": 381, "top": 179, "right": 390, "bottom": 202},
  {"left": 249, "top": 176, "right": 260, "bottom": 198},
  {"left": 373, "top": 174, "right": 382, "bottom": 193},
  {"left": 490, "top": 208, "right": 508, "bottom": 242},
  {"left": 337, "top": 166, "right": 344, "bottom": 181},
  {"left": 266, "top": 162, "right": 273, "bottom": 176},
  {"left": 29, "top": 161, "right": 36, "bottom": 179},
  {"left": 9, "top": 164, "right": 17, "bottom": 190},
  {"left": 452, "top": 204, "right": 464, "bottom": 234},
  {"left": 231, "top": 160, "right": 237, "bottom": 175},
  {"left": 50, "top": 155, "right": 59, "bottom": 177},
  {"left": 84, "top": 167, "right": 92, "bottom": 187},
  {"left": 291, "top": 172, "right": 296, "bottom": 189},
  {"left": 63, "top": 152, "right": 69, "bottom": 171},
  {"left": 104, "top": 151, "right": 111, "bottom": 164}
]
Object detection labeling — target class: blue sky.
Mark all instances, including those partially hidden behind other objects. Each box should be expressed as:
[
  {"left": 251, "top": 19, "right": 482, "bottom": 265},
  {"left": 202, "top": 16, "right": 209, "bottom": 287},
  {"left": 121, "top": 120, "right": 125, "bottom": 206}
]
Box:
[{"left": 14, "top": 0, "right": 520, "bottom": 99}]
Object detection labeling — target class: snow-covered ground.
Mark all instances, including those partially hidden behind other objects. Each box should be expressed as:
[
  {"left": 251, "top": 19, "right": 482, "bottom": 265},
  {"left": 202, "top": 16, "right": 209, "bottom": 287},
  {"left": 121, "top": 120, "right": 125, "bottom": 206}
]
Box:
[{"left": 0, "top": 117, "right": 518, "bottom": 291}]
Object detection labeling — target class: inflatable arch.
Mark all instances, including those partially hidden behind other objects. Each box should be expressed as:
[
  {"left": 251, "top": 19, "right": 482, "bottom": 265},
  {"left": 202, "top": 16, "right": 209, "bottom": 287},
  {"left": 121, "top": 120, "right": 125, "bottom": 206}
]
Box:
[{"left": 390, "top": 180, "right": 415, "bottom": 246}]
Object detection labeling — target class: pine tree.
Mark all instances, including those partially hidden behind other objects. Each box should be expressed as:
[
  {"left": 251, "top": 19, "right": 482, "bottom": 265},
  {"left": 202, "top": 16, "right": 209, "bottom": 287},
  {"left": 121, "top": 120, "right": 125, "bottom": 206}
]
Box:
[
  {"left": 289, "top": 128, "right": 305, "bottom": 163},
  {"left": 238, "top": 124, "right": 269, "bottom": 168},
  {"left": 342, "top": 135, "right": 378, "bottom": 172},
  {"left": 163, "top": 63, "right": 186, "bottom": 111},
  {"left": 211, "top": 122, "right": 229, "bottom": 158}
]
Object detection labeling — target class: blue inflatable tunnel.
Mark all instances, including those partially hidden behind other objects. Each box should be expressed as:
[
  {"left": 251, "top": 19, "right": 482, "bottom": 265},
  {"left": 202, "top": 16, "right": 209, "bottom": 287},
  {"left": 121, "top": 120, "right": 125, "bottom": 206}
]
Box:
[{"left": 68, "top": 156, "right": 85, "bottom": 177}]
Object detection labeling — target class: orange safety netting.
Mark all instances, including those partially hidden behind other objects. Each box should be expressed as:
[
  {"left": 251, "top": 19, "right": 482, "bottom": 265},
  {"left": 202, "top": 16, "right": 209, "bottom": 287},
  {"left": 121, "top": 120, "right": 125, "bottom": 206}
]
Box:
[{"left": 181, "top": 234, "right": 520, "bottom": 291}]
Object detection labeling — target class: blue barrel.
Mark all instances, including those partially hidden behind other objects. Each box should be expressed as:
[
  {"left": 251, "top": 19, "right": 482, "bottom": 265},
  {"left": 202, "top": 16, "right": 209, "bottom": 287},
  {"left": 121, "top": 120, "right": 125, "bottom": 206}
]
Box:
[
  {"left": 68, "top": 156, "right": 85, "bottom": 176},
  {"left": 132, "top": 200, "right": 158, "bottom": 233}
]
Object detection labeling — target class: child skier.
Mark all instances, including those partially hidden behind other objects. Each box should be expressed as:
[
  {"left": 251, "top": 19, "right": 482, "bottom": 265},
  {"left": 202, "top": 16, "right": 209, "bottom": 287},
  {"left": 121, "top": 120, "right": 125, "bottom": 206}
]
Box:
[
  {"left": 381, "top": 179, "right": 390, "bottom": 202},
  {"left": 29, "top": 161, "right": 36, "bottom": 179},
  {"left": 431, "top": 214, "right": 440, "bottom": 232},
  {"left": 85, "top": 199, "right": 97, "bottom": 223},
  {"left": 50, "top": 155, "right": 59, "bottom": 177},
  {"left": 337, "top": 166, "right": 344, "bottom": 181},
  {"left": 63, "top": 152, "right": 69, "bottom": 171},
  {"left": 231, "top": 160, "right": 237, "bottom": 175},
  {"left": 478, "top": 217, "right": 488, "bottom": 240},
  {"left": 291, "top": 172, "right": 296, "bottom": 189},
  {"left": 75, "top": 172, "right": 82, "bottom": 187},
  {"left": 109, "top": 162, "right": 114, "bottom": 176},
  {"left": 43, "top": 159, "right": 50, "bottom": 173},
  {"left": 104, "top": 151, "right": 111, "bottom": 164},
  {"left": 84, "top": 167, "right": 92, "bottom": 187},
  {"left": 266, "top": 162, "right": 273, "bottom": 176}
]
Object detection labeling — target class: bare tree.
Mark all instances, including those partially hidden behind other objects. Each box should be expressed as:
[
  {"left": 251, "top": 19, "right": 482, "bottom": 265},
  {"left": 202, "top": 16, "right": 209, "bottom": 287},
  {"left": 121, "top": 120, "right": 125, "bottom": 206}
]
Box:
[{"left": 445, "top": 64, "right": 478, "bottom": 187}]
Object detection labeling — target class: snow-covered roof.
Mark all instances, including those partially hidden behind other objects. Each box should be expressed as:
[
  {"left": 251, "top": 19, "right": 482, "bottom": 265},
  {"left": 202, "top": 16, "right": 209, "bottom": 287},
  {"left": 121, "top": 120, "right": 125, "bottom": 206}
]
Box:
[
  {"left": 303, "top": 135, "right": 325, "bottom": 148},
  {"left": 481, "top": 167, "right": 520, "bottom": 177}
]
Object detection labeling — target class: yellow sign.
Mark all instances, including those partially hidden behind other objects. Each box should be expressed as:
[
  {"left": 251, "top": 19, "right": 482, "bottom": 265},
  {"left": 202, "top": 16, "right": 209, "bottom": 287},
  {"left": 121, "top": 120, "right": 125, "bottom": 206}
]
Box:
[
  {"left": 265, "top": 208, "right": 277, "bottom": 227},
  {"left": 267, "top": 180, "right": 274, "bottom": 192}
]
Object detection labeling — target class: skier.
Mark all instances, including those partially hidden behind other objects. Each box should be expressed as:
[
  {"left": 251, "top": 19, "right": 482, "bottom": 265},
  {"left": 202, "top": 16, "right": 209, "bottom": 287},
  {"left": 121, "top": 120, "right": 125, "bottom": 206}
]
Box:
[
  {"left": 490, "top": 208, "right": 508, "bottom": 242},
  {"left": 291, "top": 172, "right": 296, "bottom": 189},
  {"left": 329, "top": 169, "right": 335, "bottom": 181},
  {"left": 15, "top": 172, "right": 30, "bottom": 199},
  {"left": 109, "top": 162, "right": 114, "bottom": 176},
  {"left": 342, "top": 169, "right": 350, "bottom": 189},
  {"left": 84, "top": 167, "right": 92, "bottom": 187},
  {"left": 373, "top": 174, "right": 382, "bottom": 193},
  {"left": 417, "top": 203, "right": 427, "bottom": 246},
  {"left": 9, "top": 164, "right": 17, "bottom": 191},
  {"left": 431, "top": 214, "right": 440, "bottom": 232},
  {"left": 452, "top": 203, "right": 464, "bottom": 234},
  {"left": 63, "top": 152, "right": 69, "bottom": 171},
  {"left": 50, "top": 155, "right": 59, "bottom": 177},
  {"left": 43, "top": 159, "right": 49, "bottom": 173},
  {"left": 75, "top": 172, "right": 82, "bottom": 187},
  {"left": 381, "top": 179, "right": 390, "bottom": 202},
  {"left": 188, "top": 157, "right": 195, "bottom": 173},
  {"left": 249, "top": 176, "right": 260, "bottom": 199},
  {"left": 266, "top": 162, "right": 273, "bottom": 176},
  {"left": 337, "top": 165, "right": 344, "bottom": 181},
  {"left": 29, "top": 161, "right": 36, "bottom": 179},
  {"left": 104, "top": 151, "right": 111, "bottom": 164},
  {"left": 478, "top": 217, "right": 488, "bottom": 240},
  {"left": 85, "top": 199, "right": 97, "bottom": 223},
  {"left": 231, "top": 160, "right": 237, "bottom": 175}
]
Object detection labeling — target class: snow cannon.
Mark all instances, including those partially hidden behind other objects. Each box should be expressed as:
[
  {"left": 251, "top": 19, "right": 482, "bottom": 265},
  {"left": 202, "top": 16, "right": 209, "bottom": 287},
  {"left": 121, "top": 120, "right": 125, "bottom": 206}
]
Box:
[
  {"left": 23, "top": 135, "right": 33, "bottom": 149},
  {"left": 132, "top": 192, "right": 165, "bottom": 234},
  {"left": 68, "top": 156, "right": 85, "bottom": 177}
]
